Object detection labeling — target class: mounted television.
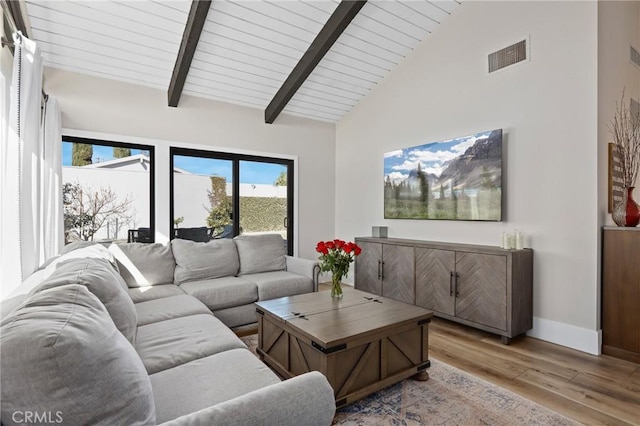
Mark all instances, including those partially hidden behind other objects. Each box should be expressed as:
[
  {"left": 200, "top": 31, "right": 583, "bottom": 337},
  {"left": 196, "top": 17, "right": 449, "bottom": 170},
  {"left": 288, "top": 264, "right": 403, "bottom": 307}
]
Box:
[{"left": 384, "top": 129, "right": 503, "bottom": 221}]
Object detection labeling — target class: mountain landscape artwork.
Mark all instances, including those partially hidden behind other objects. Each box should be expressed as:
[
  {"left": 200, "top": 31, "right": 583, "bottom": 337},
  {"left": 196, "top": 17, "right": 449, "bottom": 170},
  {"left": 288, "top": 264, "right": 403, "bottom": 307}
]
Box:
[{"left": 384, "top": 129, "right": 503, "bottom": 221}]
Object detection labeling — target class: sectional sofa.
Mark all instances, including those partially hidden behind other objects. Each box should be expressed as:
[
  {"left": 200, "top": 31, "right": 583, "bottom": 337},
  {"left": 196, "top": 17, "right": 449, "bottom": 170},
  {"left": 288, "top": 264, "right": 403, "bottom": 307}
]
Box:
[{"left": 0, "top": 234, "right": 336, "bottom": 425}]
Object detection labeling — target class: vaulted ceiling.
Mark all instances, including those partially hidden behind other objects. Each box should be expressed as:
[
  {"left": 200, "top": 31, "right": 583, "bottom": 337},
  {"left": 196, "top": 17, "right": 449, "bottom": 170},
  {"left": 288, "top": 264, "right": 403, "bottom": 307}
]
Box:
[{"left": 21, "top": 0, "right": 461, "bottom": 123}]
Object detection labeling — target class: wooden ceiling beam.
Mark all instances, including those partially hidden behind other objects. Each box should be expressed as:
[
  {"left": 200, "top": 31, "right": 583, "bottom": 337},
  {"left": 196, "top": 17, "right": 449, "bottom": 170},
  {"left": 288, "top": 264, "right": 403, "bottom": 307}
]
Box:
[
  {"left": 264, "top": 0, "right": 367, "bottom": 124},
  {"left": 168, "top": 0, "right": 211, "bottom": 107},
  {"left": 2, "top": 0, "right": 31, "bottom": 38}
]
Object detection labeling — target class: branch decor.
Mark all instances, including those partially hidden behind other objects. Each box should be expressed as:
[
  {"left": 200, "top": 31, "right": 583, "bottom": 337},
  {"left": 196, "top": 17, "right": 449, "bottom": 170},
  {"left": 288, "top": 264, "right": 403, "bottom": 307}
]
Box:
[{"left": 609, "top": 90, "right": 640, "bottom": 227}]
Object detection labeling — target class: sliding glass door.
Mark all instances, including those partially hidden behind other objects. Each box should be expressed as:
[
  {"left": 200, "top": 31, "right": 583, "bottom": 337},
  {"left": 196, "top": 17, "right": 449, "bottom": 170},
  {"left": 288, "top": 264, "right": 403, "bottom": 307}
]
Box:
[{"left": 170, "top": 148, "right": 293, "bottom": 254}]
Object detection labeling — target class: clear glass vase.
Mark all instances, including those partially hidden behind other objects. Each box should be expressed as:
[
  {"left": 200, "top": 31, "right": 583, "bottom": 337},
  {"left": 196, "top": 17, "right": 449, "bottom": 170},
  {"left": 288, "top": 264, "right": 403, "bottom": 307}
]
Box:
[{"left": 331, "top": 273, "right": 343, "bottom": 298}]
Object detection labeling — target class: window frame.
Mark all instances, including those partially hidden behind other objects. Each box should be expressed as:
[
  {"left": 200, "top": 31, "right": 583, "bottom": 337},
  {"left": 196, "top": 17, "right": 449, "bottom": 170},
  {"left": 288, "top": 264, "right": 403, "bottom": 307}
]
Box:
[
  {"left": 169, "top": 147, "right": 294, "bottom": 255},
  {"left": 62, "top": 135, "right": 156, "bottom": 243}
]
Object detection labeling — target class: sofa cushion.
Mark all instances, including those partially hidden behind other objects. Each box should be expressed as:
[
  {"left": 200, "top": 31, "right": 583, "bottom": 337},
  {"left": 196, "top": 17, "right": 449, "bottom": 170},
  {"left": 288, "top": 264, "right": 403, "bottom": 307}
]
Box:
[
  {"left": 171, "top": 238, "right": 239, "bottom": 284},
  {"left": 109, "top": 243, "right": 175, "bottom": 287},
  {"left": 234, "top": 234, "right": 286, "bottom": 275},
  {"left": 31, "top": 257, "right": 137, "bottom": 344},
  {"left": 135, "top": 314, "right": 246, "bottom": 374},
  {"left": 128, "top": 284, "right": 185, "bottom": 303},
  {"left": 0, "top": 285, "right": 155, "bottom": 426},
  {"left": 245, "top": 271, "right": 314, "bottom": 301},
  {"left": 150, "top": 348, "right": 280, "bottom": 424},
  {"left": 60, "top": 240, "right": 103, "bottom": 255},
  {"left": 44, "top": 243, "right": 119, "bottom": 276},
  {"left": 135, "top": 294, "right": 212, "bottom": 326},
  {"left": 0, "top": 294, "right": 27, "bottom": 321},
  {"left": 179, "top": 276, "right": 258, "bottom": 311},
  {"left": 211, "top": 304, "right": 258, "bottom": 329}
]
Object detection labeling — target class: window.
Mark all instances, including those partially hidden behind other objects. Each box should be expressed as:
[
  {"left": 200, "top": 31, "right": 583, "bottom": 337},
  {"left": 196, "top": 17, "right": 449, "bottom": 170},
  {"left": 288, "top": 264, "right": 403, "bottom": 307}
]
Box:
[
  {"left": 62, "top": 136, "right": 155, "bottom": 244},
  {"left": 170, "top": 148, "right": 293, "bottom": 254}
]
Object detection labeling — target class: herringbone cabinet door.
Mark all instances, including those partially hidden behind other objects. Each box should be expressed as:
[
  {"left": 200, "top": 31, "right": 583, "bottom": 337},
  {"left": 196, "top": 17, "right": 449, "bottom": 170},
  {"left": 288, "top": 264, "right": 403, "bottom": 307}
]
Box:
[
  {"left": 455, "top": 252, "right": 507, "bottom": 330},
  {"left": 381, "top": 245, "right": 415, "bottom": 304},
  {"left": 415, "top": 248, "right": 455, "bottom": 316},
  {"left": 355, "top": 241, "right": 382, "bottom": 295}
]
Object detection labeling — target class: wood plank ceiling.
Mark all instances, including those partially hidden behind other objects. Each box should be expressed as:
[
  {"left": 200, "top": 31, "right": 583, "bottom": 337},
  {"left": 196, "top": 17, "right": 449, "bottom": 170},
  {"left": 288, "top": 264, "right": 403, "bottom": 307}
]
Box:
[{"left": 24, "top": 0, "right": 460, "bottom": 123}]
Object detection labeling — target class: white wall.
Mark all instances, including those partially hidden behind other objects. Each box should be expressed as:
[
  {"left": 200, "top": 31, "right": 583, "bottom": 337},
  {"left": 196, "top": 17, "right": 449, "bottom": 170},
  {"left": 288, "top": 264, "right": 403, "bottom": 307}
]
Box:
[
  {"left": 336, "top": 1, "right": 600, "bottom": 353},
  {"left": 45, "top": 68, "right": 335, "bottom": 259}
]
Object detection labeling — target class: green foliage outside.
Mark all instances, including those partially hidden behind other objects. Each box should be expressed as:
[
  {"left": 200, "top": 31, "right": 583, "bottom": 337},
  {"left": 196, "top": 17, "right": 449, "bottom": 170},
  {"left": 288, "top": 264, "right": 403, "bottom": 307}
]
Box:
[
  {"left": 204, "top": 175, "right": 287, "bottom": 235},
  {"left": 72, "top": 143, "right": 92, "bottom": 166},
  {"left": 206, "top": 176, "right": 232, "bottom": 234},
  {"left": 239, "top": 197, "right": 287, "bottom": 233},
  {"left": 274, "top": 171, "right": 287, "bottom": 186},
  {"left": 113, "top": 147, "right": 131, "bottom": 158}
]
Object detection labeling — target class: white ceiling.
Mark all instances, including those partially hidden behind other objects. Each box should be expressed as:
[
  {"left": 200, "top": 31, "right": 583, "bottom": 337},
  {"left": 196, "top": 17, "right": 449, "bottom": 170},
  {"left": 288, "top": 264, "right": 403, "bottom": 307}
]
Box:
[{"left": 24, "top": 0, "right": 461, "bottom": 123}]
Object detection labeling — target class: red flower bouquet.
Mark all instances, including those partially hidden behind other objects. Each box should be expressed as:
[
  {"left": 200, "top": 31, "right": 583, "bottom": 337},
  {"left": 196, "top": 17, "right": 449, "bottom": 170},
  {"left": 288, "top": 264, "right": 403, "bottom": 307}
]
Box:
[{"left": 315, "top": 239, "right": 362, "bottom": 298}]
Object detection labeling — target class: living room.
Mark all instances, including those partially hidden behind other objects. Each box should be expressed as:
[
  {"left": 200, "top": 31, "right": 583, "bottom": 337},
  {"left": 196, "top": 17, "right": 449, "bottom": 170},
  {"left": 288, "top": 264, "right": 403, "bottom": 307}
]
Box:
[{"left": 1, "top": 0, "right": 639, "bottom": 425}]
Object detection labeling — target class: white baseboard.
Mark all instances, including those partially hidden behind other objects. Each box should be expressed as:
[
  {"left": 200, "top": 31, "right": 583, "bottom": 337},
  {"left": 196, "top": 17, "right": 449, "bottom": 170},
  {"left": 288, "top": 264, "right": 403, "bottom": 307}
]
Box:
[{"left": 527, "top": 317, "right": 602, "bottom": 355}]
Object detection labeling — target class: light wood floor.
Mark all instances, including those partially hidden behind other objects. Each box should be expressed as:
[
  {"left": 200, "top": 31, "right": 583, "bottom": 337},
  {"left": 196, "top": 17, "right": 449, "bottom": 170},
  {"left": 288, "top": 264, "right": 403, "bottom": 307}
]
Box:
[
  {"left": 239, "top": 284, "right": 640, "bottom": 425},
  {"left": 429, "top": 318, "right": 640, "bottom": 426}
]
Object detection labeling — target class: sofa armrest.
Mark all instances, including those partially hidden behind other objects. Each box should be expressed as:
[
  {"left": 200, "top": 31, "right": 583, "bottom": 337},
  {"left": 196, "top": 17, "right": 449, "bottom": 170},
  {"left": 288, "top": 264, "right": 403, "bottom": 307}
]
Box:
[
  {"left": 285, "top": 256, "right": 320, "bottom": 292},
  {"left": 158, "top": 371, "right": 335, "bottom": 426}
]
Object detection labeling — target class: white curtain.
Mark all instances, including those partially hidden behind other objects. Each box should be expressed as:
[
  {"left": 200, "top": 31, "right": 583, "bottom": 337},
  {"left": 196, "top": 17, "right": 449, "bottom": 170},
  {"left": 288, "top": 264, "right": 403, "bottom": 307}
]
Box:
[
  {"left": 0, "top": 34, "right": 44, "bottom": 297},
  {"left": 40, "top": 97, "right": 63, "bottom": 264}
]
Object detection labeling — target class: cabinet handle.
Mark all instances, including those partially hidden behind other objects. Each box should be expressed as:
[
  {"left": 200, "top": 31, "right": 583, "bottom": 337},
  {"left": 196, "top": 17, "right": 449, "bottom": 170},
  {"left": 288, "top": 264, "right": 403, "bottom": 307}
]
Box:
[
  {"left": 449, "top": 271, "right": 454, "bottom": 296},
  {"left": 455, "top": 272, "right": 460, "bottom": 297},
  {"left": 377, "top": 260, "right": 382, "bottom": 280},
  {"left": 381, "top": 261, "right": 385, "bottom": 280}
]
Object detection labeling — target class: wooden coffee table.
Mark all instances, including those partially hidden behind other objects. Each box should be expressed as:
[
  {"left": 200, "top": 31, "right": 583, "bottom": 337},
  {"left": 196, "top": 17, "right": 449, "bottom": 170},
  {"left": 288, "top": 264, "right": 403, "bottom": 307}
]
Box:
[{"left": 255, "top": 287, "right": 433, "bottom": 407}]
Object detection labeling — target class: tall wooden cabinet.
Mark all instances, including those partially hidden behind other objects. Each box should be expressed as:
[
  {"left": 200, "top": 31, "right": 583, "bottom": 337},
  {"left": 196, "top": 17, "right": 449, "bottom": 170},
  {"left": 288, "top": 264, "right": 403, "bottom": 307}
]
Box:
[
  {"left": 602, "top": 227, "right": 640, "bottom": 363},
  {"left": 355, "top": 237, "right": 533, "bottom": 343}
]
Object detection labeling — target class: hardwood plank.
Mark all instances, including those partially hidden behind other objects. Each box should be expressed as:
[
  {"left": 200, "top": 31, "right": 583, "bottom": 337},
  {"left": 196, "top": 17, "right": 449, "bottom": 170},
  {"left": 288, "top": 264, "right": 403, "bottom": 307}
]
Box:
[
  {"left": 570, "top": 372, "right": 640, "bottom": 405},
  {"left": 519, "top": 369, "right": 640, "bottom": 424},
  {"left": 430, "top": 333, "right": 529, "bottom": 379},
  {"left": 430, "top": 321, "right": 579, "bottom": 381},
  {"left": 481, "top": 332, "right": 639, "bottom": 383},
  {"left": 429, "top": 340, "right": 627, "bottom": 425},
  {"left": 429, "top": 318, "right": 640, "bottom": 425}
]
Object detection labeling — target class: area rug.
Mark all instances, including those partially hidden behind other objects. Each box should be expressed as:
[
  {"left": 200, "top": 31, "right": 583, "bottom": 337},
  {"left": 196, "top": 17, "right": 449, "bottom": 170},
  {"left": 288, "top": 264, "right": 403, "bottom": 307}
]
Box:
[{"left": 239, "top": 334, "right": 579, "bottom": 426}]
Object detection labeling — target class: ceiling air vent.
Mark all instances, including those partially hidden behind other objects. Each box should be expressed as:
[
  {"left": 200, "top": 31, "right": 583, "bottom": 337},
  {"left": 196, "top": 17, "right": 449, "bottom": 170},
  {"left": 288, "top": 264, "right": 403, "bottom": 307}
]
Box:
[
  {"left": 630, "top": 45, "right": 640, "bottom": 69},
  {"left": 488, "top": 39, "right": 528, "bottom": 73}
]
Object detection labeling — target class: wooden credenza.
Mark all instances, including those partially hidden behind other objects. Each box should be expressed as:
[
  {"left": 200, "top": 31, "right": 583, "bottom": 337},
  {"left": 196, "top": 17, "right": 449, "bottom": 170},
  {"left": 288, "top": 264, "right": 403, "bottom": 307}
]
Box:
[
  {"left": 602, "top": 227, "right": 640, "bottom": 363},
  {"left": 355, "top": 237, "right": 533, "bottom": 343}
]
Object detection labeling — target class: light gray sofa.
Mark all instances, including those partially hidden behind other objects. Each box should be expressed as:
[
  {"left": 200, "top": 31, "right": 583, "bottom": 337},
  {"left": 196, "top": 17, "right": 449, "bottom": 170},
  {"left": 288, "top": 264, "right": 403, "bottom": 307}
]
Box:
[
  {"left": 110, "top": 233, "right": 319, "bottom": 328},
  {"left": 0, "top": 235, "right": 335, "bottom": 425}
]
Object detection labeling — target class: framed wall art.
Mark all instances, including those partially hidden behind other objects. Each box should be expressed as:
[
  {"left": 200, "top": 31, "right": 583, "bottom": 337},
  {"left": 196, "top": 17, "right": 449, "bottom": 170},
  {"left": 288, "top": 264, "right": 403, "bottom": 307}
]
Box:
[
  {"left": 384, "top": 129, "right": 503, "bottom": 221},
  {"left": 608, "top": 142, "right": 624, "bottom": 212}
]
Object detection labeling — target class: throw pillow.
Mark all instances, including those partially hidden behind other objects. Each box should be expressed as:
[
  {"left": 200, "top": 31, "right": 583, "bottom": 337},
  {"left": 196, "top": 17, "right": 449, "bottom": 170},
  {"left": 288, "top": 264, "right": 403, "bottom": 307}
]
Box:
[
  {"left": 171, "top": 238, "right": 239, "bottom": 284},
  {"left": 234, "top": 234, "right": 286, "bottom": 275},
  {"left": 109, "top": 243, "right": 176, "bottom": 287}
]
